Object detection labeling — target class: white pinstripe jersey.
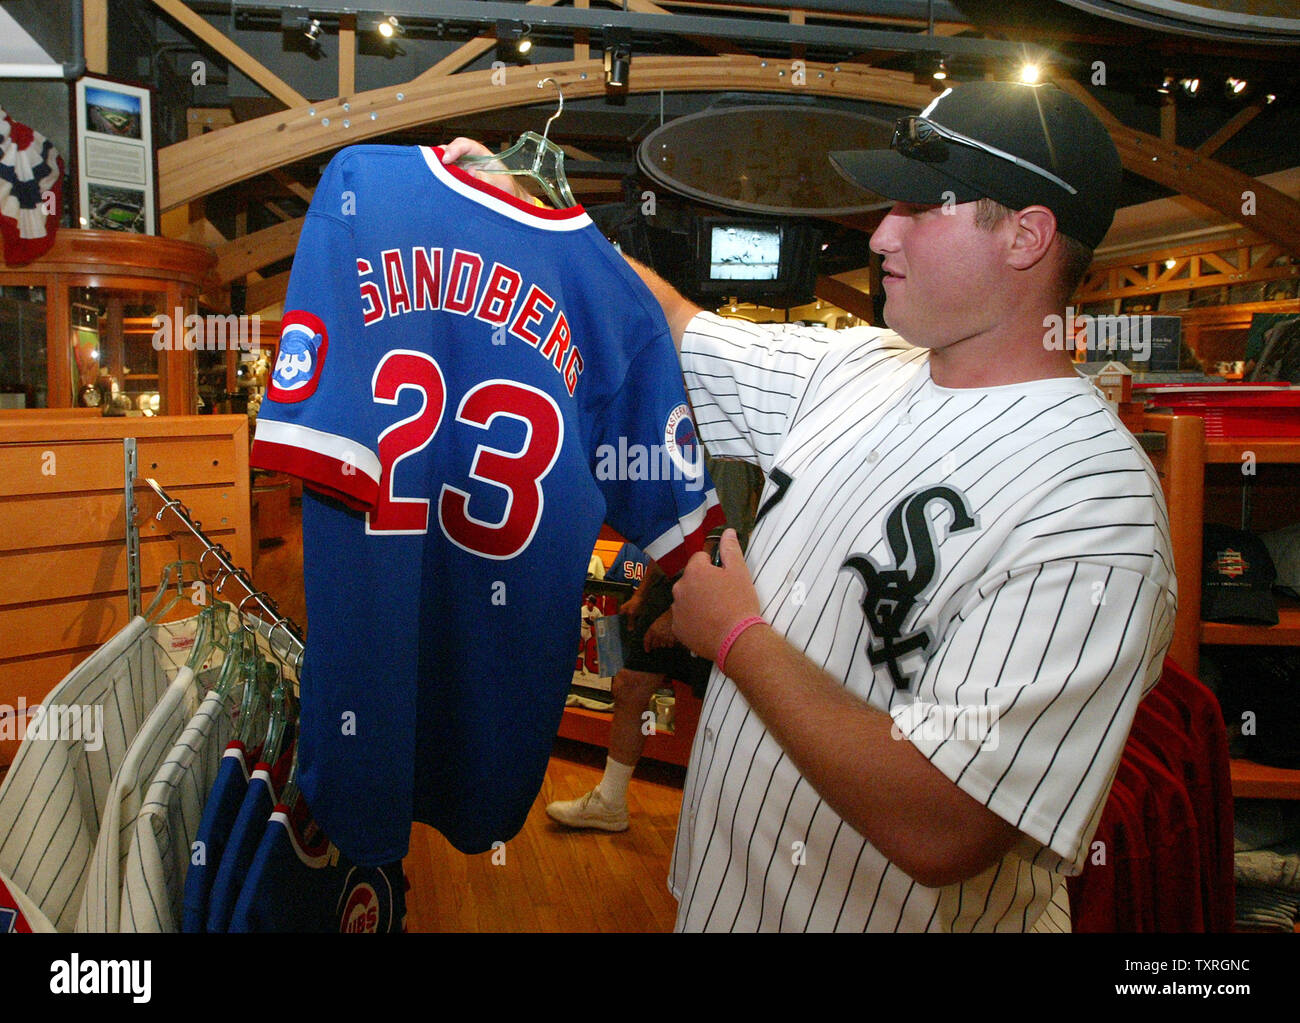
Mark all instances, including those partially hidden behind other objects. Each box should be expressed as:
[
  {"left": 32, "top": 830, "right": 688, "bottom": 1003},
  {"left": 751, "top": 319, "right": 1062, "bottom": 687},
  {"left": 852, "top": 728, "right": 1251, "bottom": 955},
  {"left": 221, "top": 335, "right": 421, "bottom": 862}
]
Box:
[
  {"left": 76, "top": 666, "right": 202, "bottom": 932},
  {"left": 120, "top": 685, "right": 235, "bottom": 932},
  {"left": 670, "top": 313, "right": 1177, "bottom": 932},
  {"left": 0, "top": 618, "right": 167, "bottom": 932}
]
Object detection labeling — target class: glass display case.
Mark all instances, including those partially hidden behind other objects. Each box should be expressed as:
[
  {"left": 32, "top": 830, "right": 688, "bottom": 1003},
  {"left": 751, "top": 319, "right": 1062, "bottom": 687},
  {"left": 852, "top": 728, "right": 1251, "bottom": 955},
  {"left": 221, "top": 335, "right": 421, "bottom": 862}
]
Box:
[{"left": 0, "top": 230, "right": 215, "bottom": 414}]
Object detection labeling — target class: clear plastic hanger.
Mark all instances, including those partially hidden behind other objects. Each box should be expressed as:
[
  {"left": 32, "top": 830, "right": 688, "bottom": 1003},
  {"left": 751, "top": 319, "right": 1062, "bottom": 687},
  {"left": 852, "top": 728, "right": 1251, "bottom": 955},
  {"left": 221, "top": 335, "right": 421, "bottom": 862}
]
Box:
[
  {"left": 456, "top": 77, "right": 577, "bottom": 209},
  {"left": 144, "top": 560, "right": 206, "bottom": 623}
]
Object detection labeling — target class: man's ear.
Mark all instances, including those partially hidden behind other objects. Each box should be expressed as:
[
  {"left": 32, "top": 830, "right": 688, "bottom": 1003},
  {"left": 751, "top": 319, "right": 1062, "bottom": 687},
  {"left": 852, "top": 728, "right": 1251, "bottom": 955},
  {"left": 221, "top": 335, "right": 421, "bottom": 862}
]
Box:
[{"left": 1005, "top": 206, "right": 1058, "bottom": 272}]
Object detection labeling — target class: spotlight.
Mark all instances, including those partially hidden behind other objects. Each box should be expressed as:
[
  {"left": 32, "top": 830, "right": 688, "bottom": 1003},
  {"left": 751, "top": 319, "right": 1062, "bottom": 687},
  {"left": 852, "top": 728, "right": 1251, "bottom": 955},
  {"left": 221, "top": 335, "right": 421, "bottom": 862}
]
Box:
[
  {"left": 604, "top": 30, "right": 632, "bottom": 89},
  {"left": 1164, "top": 258, "right": 1177, "bottom": 270},
  {"left": 1156, "top": 74, "right": 1174, "bottom": 95},
  {"left": 1225, "top": 77, "right": 1249, "bottom": 98},
  {"left": 1266, "top": 93, "right": 1277, "bottom": 104},
  {"left": 1019, "top": 63, "right": 1041, "bottom": 84},
  {"left": 1180, "top": 77, "right": 1201, "bottom": 98},
  {"left": 377, "top": 15, "right": 404, "bottom": 40},
  {"left": 933, "top": 57, "right": 948, "bottom": 81},
  {"left": 303, "top": 18, "right": 322, "bottom": 45},
  {"left": 497, "top": 20, "right": 533, "bottom": 59},
  {"left": 916, "top": 52, "right": 947, "bottom": 82}
]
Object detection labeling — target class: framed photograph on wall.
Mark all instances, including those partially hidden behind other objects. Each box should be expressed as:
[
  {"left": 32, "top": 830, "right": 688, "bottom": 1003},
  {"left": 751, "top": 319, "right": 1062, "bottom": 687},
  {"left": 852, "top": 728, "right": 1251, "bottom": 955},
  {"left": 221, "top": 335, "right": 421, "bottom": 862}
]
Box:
[{"left": 72, "top": 75, "right": 156, "bottom": 235}]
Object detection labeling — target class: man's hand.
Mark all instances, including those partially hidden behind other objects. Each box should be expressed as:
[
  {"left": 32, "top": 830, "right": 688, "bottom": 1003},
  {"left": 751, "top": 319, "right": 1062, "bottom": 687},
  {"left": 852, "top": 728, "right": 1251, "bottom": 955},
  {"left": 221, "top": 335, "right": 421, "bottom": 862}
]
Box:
[
  {"left": 670, "top": 529, "right": 762, "bottom": 661},
  {"left": 440, "top": 137, "right": 534, "bottom": 204}
]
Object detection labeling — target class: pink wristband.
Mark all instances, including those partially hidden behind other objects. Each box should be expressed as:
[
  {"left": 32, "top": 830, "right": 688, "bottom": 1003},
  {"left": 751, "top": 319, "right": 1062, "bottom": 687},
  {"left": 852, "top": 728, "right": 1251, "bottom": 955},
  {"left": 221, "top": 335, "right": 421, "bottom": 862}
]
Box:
[{"left": 716, "top": 615, "right": 767, "bottom": 673}]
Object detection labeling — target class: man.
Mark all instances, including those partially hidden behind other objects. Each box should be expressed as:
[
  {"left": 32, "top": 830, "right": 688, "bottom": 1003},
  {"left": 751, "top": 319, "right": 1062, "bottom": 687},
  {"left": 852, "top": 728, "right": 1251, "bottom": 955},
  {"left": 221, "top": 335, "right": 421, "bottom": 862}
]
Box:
[{"left": 627, "top": 81, "right": 1177, "bottom": 931}]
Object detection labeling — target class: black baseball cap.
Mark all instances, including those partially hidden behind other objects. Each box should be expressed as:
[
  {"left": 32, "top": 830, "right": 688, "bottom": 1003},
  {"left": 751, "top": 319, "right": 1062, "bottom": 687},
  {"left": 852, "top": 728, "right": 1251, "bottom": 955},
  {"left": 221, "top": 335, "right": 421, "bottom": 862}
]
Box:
[
  {"left": 1202, "top": 523, "right": 1279, "bottom": 626},
  {"left": 830, "top": 81, "right": 1123, "bottom": 249}
]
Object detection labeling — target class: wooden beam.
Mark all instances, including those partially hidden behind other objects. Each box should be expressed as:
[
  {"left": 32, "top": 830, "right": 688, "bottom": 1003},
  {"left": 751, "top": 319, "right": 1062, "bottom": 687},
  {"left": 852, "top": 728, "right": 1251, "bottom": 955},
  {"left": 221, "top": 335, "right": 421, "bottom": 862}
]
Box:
[
  {"left": 213, "top": 218, "right": 304, "bottom": 287},
  {"left": 269, "top": 169, "right": 315, "bottom": 205},
  {"left": 339, "top": 14, "right": 356, "bottom": 98},
  {"left": 149, "top": 0, "right": 307, "bottom": 109},
  {"left": 83, "top": 0, "right": 109, "bottom": 75},
  {"left": 574, "top": 0, "right": 589, "bottom": 63},
  {"left": 246, "top": 271, "right": 292, "bottom": 314},
  {"left": 1056, "top": 78, "right": 1300, "bottom": 257},
  {"left": 814, "top": 274, "right": 874, "bottom": 322},
  {"left": 159, "top": 57, "right": 937, "bottom": 210},
  {"left": 1197, "top": 99, "right": 1267, "bottom": 158},
  {"left": 1159, "top": 92, "right": 1176, "bottom": 145}
]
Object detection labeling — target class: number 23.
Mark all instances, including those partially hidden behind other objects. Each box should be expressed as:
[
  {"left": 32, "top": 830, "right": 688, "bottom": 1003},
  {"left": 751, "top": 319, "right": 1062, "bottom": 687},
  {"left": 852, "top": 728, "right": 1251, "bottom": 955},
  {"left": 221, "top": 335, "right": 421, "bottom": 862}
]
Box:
[{"left": 368, "top": 349, "right": 563, "bottom": 560}]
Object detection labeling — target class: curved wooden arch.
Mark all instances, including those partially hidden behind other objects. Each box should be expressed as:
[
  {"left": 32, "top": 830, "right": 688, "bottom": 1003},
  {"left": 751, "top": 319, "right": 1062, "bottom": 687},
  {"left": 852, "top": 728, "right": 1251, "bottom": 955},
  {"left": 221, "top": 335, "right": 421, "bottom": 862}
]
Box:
[{"left": 159, "top": 55, "right": 936, "bottom": 211}]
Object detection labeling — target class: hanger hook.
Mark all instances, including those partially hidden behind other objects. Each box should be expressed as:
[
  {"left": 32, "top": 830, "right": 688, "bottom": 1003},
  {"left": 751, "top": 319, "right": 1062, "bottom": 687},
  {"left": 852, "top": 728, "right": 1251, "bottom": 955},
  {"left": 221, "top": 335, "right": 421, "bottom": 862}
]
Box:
[{"left": 538, "top": 77, "right": 563, "bottom": 146}]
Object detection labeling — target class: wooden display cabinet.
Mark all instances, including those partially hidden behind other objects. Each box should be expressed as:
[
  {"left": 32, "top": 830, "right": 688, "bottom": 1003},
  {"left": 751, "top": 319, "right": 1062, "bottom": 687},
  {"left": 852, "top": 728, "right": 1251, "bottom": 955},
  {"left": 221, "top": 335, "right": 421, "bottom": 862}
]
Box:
[
  {"left": 1142, "top": 412, "right": 1300, "bottom": 803},
  {"left": 0, "top": 230, "right": 215, "bottom": 415}
]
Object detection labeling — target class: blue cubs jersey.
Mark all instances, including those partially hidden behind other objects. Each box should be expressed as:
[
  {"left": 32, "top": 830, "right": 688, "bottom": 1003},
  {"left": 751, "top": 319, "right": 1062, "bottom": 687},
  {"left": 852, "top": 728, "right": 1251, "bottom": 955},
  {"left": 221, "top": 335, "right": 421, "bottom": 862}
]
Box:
[
  {"left": 251, "top": 145, "right": 722, "bottom": 863},
  {"left": 229, "top": 796, "right": 405, "bottom": 933},
  {"left": 204, "top": 747, "right": 293, "bottom": 933},
  {"left": 182, "top": 741, "right": 254, "bottom": 933}
]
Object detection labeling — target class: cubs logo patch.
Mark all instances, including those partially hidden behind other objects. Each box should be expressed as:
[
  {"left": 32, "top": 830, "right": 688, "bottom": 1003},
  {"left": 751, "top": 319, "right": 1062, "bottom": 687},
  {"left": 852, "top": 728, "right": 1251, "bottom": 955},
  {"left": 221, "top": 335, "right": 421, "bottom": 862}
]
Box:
[
  {"left": 269, "top": 311, "right": 329, "bottom": 403},
  {"left": 339, "top": 881, "right": 381, "bottom": 933},
  {"left": 664, "top": 403, "right": 703, "bottom": 480}
]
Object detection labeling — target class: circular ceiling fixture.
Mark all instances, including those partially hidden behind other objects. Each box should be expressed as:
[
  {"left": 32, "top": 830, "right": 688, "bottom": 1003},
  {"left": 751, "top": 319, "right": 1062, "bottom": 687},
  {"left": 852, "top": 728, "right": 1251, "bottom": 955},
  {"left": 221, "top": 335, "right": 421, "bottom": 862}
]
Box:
[{"left": 637, "top": 105, "right": 894, "bottom": 217}]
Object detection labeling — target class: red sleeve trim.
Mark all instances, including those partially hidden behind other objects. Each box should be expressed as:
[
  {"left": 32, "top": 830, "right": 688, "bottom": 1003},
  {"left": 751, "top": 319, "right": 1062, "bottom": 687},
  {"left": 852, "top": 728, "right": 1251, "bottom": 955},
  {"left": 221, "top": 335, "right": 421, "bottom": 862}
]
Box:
[
  {"left": 652, "top": 503, "right": 727, "bottom": 577},
  {"left": 250, "top": 438, "right": 378, "bottom": 511}
]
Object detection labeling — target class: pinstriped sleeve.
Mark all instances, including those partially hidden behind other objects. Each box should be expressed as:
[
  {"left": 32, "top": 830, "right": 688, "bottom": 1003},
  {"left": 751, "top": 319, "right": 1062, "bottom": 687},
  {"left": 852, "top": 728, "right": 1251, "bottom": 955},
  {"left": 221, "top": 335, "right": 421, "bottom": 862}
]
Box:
[
  {"left": 680, "top": 312, "right": 836, "bottom": 473},
  {"left": 898, "top": 560, "right": 1177, "bottom": 874}
]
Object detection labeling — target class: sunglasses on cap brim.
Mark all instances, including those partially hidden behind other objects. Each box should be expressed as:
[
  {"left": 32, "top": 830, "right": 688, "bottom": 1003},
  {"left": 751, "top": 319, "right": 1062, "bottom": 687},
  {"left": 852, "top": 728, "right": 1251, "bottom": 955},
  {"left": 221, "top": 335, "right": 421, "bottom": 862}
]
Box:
[{"left": 891, "top": 116, "right": 1079, "bottom": 197}]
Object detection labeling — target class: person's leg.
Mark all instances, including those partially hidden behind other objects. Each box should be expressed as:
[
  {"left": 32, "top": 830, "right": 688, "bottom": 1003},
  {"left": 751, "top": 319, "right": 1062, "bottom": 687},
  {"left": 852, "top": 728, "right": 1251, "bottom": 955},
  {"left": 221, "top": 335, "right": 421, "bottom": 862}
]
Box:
[{"left": 547, "top": 669, "right": 665, "bottom": 831}]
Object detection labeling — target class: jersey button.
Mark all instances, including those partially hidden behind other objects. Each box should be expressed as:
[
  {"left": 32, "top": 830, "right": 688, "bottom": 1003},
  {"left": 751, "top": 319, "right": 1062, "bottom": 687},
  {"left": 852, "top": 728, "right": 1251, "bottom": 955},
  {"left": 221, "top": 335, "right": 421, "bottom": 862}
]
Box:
[{"left": 866, "top": 451, "right": 880, "bottom": 464}]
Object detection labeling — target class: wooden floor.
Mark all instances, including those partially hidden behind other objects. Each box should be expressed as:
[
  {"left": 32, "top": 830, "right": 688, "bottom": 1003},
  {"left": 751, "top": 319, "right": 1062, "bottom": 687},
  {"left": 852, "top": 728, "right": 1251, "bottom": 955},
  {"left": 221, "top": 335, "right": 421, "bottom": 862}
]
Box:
[{"left": 252, "top": 498, "right": 686, "bottom": 932}]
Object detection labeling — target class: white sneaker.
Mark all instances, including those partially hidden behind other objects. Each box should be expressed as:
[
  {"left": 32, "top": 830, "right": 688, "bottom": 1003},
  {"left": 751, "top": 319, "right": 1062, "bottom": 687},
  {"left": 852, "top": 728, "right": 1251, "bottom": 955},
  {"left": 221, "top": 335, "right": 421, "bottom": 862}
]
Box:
[{"left": 545, "top": 788, "right": 630, "bottom": 832}]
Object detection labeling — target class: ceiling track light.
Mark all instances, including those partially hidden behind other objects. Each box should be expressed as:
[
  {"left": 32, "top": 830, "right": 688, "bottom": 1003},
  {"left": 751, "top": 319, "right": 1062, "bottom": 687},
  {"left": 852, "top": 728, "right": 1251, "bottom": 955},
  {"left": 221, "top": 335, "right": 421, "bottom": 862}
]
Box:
[
  {"left": 377, "top": 15, "right": 405, "bottom": 40},
  {"left": 1156, "top": 74, "right": 1174, "bottom": 95},
  {"left": 1019, "top": 62, "right": 1041, "bottom": 84},
  {"left": 303, "top": 18, "right": 323, "bottom": 44},
  {"left": 916, "top": 51, "right": 947, "bottom": 83},
  {"left": 1179, "top": 77, "right": 1201, "bottom": 98},
  {"left": 1225, "top": 76, "right": 1249, "bottom": 99},
  {"left": 496, "top": 19, "right": 533, "bottom": 62},
  {"left": 604, "top": 29, "right": 632, "bottom": 90}
]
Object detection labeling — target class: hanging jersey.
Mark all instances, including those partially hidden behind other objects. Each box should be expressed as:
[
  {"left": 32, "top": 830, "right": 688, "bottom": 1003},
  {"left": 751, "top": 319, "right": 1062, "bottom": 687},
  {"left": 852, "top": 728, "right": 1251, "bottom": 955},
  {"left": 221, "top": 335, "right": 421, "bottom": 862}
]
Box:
[
  {"left": 76, "top": 665, "right": 204, "bottom": 932},
  {"left": 229, "top": 796, "right": 405, "bottom": 933},
  {"left": 204, "top": 743, "right": 295, "bottom": 933},
  {"left": 606, "top": 542, "right": 651, "bottom": 586},
  {"left": 0, "top": 617, "right": 170, "bottom": 931},
  {"left": 181, "top": 740, "right": 256, "bottom": 933},
  {"left": 250, "top": 144, "right": 722, "bottom": 864},
  {"left": 121, "top": 686, "right": 234, "bottom": 932}
]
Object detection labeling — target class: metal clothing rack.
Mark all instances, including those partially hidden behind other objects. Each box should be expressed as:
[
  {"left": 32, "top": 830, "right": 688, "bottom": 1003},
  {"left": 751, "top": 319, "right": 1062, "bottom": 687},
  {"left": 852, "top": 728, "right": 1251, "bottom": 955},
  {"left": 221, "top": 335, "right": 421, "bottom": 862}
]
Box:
[{"left": 121, "top": 443, "right": 305, "bottom": 671}]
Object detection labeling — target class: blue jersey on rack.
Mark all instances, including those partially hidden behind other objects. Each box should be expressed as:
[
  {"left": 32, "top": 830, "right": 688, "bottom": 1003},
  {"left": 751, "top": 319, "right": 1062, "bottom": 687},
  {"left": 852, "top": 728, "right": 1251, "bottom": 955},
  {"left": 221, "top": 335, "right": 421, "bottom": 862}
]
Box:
[
  {"left": 251, "top": 145, "right": 722, "bottom": 864},
  {"left": 230, "top": 796, "right": 406, "bottom": 934},
  {"left": 181, "top": 741, "right": 255, "bottom": 933}
]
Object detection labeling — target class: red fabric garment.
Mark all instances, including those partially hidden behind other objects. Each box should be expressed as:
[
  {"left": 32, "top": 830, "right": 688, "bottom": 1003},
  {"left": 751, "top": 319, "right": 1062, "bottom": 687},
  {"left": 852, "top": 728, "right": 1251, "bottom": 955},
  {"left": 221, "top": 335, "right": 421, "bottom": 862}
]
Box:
[
  {"left": 1130, "top": 696, "right": 1213, "bottom": 930},
  {"left": 1067, "top": 777, "right": 1150, "bottom": 932},
  {"left": 1155, "top": 659, "right": 1236, "bottom": 932},
  {"left": 0, "top": 107, "right": 64, "bottom": 264},
  {"left": 0, "top": 875, "right": 33, "bottom": 933},
  {"left": 1123, "top": 737, "right": 1204, "bottom": 932}
]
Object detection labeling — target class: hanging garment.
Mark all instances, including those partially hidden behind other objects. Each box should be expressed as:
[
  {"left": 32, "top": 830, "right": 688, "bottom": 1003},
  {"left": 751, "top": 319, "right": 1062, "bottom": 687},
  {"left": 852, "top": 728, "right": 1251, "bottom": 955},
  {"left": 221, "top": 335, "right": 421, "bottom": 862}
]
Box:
[
  {"left": 75, "top": 666, "right": 203, "bottom": 932},
  {"left": 0, "top": 617, "right": 168, "bottom": 931},
  {"left": 204, "top": 741, "right": 295, "bottom": 933},
  {"left": 0, "top": 107, "right": 63, "bottom": 264},
  {"left": 250, "top": 144, "right": 724, "bottom": 864},
  {"left": 1, "top": 867, "right": 56, "bottom": 932},
  {"left": 229, "top": 794, "right": 406, "bottom": 933},
  {"left": 180, "top": 738, "right": 259, "bottom": 932},
  {"left": 119, "top": 685, "right": 236, "bottom": 932}
]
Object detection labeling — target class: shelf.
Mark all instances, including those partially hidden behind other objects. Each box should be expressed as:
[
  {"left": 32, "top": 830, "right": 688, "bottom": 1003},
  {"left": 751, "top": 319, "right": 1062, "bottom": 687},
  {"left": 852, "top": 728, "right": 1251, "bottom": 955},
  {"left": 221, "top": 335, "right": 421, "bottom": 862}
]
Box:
[
  {"left": 1204, "top": 438, "right": 1300, "bottom": 463},
  {"left": 1201, "top": 597, "right": 1300, "bottom": 646},
  {"left": 1230, "top": 757, "right": 1300, "bottom": 800}
]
